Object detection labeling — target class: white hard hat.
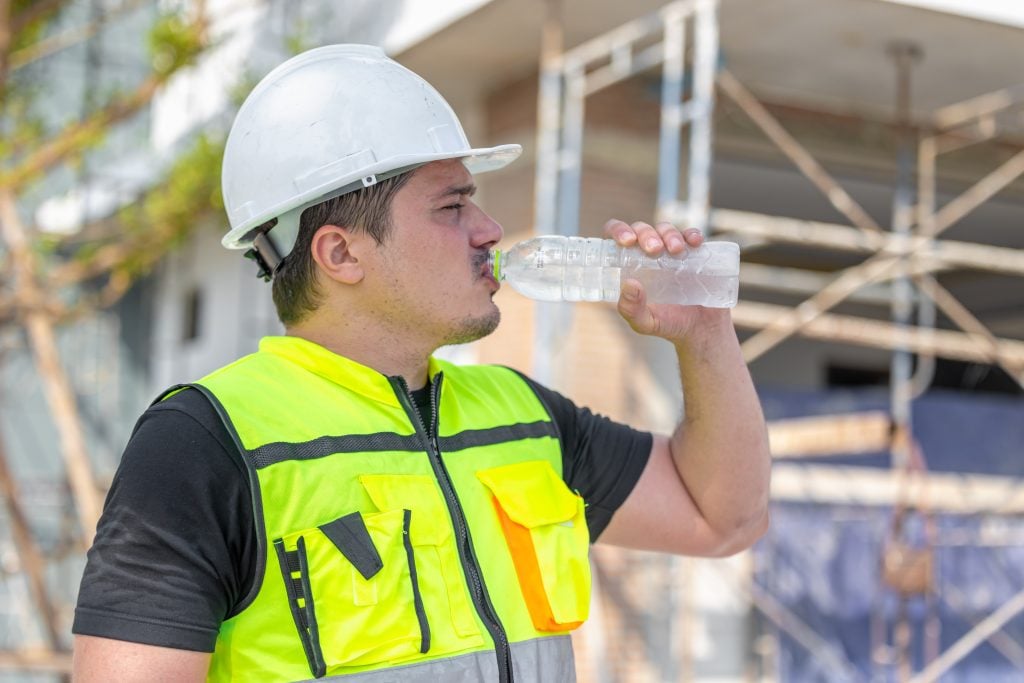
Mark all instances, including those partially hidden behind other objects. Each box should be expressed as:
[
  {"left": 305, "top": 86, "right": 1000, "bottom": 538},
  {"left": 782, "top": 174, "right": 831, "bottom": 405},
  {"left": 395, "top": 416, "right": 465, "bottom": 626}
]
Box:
[{"left": 221, "top": 44, "right": 521, "bottom": 261}]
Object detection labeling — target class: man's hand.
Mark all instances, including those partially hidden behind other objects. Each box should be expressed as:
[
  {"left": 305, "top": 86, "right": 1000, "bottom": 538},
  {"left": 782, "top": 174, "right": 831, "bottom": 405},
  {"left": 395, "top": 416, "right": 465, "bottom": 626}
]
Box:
[{"left": 604, "top": 219, "right": 725, "bottom": 341}]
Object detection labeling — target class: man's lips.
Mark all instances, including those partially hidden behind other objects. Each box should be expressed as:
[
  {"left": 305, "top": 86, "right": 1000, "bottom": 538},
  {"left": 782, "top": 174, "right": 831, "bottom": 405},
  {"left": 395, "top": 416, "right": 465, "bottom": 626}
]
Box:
[
  {"left": 476, "top": 252, "right": 497, "bottom": 284},
  {"left": 482, "top": 267, "right": 500, "bottom": 290}
]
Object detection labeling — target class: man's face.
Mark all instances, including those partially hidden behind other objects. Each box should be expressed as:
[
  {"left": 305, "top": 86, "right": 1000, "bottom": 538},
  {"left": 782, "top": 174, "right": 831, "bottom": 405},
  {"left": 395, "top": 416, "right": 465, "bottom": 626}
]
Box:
[{"left": 363, "top": 159, "right": 504, "bottom": 348}]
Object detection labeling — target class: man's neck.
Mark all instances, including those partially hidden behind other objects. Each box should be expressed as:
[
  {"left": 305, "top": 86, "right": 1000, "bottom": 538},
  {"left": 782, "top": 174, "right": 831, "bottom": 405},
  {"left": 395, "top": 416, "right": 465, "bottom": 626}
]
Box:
[{"left": 286, "top": 315, "right": 433, "bottom": 390}]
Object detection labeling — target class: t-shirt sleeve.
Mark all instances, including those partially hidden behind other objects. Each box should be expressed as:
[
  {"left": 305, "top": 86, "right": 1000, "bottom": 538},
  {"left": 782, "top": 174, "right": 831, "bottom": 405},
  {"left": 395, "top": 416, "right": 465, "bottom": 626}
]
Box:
[
  {"left": 72, "top": 389, "right": 256, "bottom": 652},
  {"left": 514, "top": 372, "right": 653, "bottom": 542}
]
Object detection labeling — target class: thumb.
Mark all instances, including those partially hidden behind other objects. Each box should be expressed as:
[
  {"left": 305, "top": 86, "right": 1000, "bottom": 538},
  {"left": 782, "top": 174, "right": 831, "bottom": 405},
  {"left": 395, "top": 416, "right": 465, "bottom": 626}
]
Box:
[{"left": 617, "top": 279, "right": 658, "bottom": 335}]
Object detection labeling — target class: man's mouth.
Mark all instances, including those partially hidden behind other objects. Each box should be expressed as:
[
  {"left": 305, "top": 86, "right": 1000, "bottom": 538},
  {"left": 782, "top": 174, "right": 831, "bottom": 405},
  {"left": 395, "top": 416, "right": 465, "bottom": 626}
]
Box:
[{"left": 475, "top": 251, "right": 493, "bottom": 280}]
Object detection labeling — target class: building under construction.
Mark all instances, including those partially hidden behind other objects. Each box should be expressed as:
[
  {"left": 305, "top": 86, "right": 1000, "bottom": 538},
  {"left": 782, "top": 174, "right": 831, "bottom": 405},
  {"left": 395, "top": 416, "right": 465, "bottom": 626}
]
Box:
[{"left": 1, "top": 0, "right": 1023, "bottom": 680}]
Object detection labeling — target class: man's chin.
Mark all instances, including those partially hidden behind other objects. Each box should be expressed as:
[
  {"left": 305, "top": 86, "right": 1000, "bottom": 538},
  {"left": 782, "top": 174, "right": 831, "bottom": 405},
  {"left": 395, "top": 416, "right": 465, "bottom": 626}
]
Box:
[{"left": 446, "top": 308, "right": 501, "bottom": 346}]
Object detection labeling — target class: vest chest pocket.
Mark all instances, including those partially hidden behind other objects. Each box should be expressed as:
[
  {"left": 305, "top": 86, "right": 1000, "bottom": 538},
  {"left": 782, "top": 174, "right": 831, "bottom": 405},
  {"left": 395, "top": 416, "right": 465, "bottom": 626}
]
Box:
[
  {"left": 273, "top": 475, "right": 483, "bottom": 678},
  {"left": 477, "top": 460, "right": 592, "bottom": 632},
  {"left": 358, "top": 474, "right": 485, "bottom": 652}
]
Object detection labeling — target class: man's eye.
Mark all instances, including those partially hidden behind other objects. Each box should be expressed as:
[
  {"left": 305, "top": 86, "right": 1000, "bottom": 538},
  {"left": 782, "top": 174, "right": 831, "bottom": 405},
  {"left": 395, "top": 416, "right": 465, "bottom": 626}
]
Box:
[{"left": 443, "top": 203, "right": 465, "bottom": 211}]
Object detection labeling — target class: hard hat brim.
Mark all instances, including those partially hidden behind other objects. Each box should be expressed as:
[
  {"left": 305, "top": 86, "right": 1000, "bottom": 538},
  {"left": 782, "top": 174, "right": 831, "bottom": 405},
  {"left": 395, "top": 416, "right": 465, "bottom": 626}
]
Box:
[{"left": 221, "top": 143, "right": 522, "bottom": 250}]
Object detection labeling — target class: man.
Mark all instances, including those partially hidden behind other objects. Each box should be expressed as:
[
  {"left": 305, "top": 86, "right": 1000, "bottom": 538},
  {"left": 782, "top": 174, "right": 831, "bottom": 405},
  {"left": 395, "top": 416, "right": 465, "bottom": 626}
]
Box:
[{"left": 72, "top": 45, "right": 770, "bottom": 682}]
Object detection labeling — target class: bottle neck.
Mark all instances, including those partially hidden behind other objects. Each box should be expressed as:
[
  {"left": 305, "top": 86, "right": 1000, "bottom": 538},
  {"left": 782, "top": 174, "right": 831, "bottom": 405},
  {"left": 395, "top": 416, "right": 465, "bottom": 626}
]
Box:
[{"left": 488, "top": 249, "right": 503, "bottom": 281}]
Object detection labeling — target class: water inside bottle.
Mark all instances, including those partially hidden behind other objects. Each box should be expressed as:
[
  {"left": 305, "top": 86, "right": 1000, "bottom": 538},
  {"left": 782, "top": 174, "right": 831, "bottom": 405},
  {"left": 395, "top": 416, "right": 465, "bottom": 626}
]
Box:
[
  {"left": 492, "top": 237, "right": 739, "bottom": 307},
  {"left": 562, "top": 265, "right": 605, "bottom": 301},
  {"left": 538, "top": 264, "right": 738, "bottom": 306},
  {"left": 625, "top": 268, "right": 739, "bottom": 307}
]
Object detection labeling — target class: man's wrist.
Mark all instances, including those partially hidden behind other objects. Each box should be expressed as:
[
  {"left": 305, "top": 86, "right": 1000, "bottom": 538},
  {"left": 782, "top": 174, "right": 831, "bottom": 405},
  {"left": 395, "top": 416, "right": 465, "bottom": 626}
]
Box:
[{"left": 672, "top": 309, "right": 736, "bottom": 350}]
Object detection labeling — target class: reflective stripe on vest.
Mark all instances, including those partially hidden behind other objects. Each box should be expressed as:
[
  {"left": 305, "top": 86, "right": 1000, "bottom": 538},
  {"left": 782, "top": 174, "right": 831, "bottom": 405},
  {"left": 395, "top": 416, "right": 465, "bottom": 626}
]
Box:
[
  {"left": 183, "top": 336, "right": 590, "bottom": 682},
  {"left": 295, "top": 636, "right": 575, "bottom": 683}
]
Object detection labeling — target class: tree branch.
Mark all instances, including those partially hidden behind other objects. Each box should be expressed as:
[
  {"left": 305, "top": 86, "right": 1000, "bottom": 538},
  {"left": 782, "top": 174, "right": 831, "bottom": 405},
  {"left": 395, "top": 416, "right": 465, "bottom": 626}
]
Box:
[
  {"left": 10, "top": 0, "right": 149, "bottom": 72},
  {"left": 10, "top": 0, "right": 70, "bottom": 34},
  {"left": 50, "top": 200, "right": 220, "bottom": 288},
  {"left": 1, "top": 11, "right": 208, "bottom": 192},
  {"left": 0, "top": 189, "right": 104, "bottom": 543},
  {"left": 0, "top": 73, "right": 163, "bottom": 191}
]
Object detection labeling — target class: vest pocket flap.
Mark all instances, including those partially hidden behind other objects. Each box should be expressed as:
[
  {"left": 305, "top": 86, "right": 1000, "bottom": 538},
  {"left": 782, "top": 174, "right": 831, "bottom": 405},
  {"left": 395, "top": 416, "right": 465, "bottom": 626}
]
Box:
[
  {"left": 319, "top": 512, "right": 383, "bottom": 580},
  {"left": 279, "top": 509, "right": 429, "bottom": 670},
  {"left": 478, "top": 460, "right": 591, "bottom": 632},
  {"left": 476, "top": 460, "right": 579, "bottom": 528},
  {"left": 359, "top": 474, "right": 449, "bottom": 545}
]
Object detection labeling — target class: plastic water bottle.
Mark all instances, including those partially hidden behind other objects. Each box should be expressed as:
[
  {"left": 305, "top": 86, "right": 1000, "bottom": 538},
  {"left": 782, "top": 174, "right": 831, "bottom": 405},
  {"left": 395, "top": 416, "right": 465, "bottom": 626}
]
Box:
[{"left": 489, "top": 235, "right": 739, "bottom": 308}]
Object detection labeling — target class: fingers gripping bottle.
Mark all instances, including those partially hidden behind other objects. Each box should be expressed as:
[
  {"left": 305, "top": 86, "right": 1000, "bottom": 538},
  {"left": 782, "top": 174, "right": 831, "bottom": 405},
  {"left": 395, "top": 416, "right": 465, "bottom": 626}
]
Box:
[{"left": 489, "top": 235, "right": 740, "bottom": 308}]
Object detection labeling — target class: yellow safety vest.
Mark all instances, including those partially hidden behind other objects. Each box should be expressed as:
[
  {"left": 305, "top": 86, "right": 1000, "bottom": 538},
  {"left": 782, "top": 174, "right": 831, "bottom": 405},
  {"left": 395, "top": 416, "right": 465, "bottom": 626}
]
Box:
[{"left": 169, "top": 336, "right": 590, "bottom": 682}]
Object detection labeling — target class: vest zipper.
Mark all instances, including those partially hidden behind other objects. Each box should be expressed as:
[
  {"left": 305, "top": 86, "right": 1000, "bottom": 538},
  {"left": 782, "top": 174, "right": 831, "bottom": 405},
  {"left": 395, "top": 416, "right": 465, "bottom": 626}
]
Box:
[{"left": 390, "top": 374, "right": 514, "bottom": 683}]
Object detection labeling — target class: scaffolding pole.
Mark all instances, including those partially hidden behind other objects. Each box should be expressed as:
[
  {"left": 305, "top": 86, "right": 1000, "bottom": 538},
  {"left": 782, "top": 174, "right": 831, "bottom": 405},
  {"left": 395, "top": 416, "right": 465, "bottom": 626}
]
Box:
[{"left": 907, "top": 588, "right": 1024, "bottom": 683}]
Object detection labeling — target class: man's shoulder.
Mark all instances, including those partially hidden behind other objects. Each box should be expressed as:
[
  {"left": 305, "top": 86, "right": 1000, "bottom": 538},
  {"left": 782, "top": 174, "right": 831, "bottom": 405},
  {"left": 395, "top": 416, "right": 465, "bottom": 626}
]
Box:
[
  {"left": 147, "top": 385, "right": 226, "bottom": 432},
  {"left": 196, "top": 349, "right": 273, "bottom": 384},
  {"left": 133, "top": 385, "right": 247, "bottom": 478}
]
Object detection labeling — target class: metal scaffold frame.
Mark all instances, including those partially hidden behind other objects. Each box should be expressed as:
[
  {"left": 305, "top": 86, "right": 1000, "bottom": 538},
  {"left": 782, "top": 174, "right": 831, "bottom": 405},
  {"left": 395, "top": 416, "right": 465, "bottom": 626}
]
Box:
[{"left": 532, "top": 0, "right": 1024, "bottom": 680}]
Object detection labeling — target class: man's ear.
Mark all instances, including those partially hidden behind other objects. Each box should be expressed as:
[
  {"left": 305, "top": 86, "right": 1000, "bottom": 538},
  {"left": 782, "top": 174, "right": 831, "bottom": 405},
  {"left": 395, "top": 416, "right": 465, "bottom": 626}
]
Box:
[{"left": 310, "top": 225, "right": 365, "bottom": 285}]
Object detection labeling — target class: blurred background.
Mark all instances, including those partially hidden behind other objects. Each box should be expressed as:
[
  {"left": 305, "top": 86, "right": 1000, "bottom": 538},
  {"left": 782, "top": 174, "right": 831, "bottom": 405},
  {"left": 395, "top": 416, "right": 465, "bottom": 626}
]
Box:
[{"left": 1, "top": 0, "right": 1023, "bottom": 681}]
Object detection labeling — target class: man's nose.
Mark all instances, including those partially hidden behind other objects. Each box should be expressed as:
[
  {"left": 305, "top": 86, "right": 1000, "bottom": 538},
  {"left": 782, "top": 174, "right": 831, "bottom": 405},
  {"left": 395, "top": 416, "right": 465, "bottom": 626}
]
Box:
[{"left": 471, "top": 205, "right": 504, "bottom": 247}]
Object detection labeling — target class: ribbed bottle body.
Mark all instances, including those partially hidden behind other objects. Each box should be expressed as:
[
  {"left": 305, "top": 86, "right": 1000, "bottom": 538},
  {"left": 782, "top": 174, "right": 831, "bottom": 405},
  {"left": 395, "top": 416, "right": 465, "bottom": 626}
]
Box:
[{"left": 492, "top": 236, "right": 739, "bottom": 308}]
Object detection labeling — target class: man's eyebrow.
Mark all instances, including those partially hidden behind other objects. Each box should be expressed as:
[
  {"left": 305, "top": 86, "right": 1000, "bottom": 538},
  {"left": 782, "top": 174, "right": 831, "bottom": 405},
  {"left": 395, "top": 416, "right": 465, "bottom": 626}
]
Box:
[{"left": 433, "top": 184, "right": 477, "bottom": 200}]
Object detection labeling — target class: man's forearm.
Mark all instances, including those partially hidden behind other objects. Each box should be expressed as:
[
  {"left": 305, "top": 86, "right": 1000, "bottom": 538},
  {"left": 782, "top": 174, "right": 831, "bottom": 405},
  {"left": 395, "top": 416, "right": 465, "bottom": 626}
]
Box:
[
  {"left": 602, "top": 219, "right": 771, "bottom": 555},
  {"left": 669, "top": 310, "right": 771, "bottom": 550}
]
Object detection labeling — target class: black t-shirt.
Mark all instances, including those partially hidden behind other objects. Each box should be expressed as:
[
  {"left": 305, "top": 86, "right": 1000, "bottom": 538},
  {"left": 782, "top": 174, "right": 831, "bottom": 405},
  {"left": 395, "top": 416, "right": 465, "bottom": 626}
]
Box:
[{"left": 73, "top": 372, "right": 652, "bottom": 652}]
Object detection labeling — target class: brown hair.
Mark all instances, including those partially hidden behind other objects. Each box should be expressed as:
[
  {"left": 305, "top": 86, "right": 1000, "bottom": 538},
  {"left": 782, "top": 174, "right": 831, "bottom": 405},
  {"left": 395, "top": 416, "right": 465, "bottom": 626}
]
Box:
[{"left": 270, "top": 172, "right": 414, "bottom": 326}]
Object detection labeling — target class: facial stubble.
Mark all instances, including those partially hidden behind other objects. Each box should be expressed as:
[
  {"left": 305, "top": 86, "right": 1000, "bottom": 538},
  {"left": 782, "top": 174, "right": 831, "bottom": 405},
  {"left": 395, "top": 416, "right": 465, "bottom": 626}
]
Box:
[{"left": 444, "top": 302, "right": 501, "bottom": 347}]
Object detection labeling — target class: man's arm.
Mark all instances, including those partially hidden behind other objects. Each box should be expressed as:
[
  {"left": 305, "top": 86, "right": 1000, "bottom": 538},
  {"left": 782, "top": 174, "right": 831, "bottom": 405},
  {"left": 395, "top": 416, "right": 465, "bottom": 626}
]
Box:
[
  {"left": 72, "top": 392, "right": 254, "bottom": 678},
  {"left": 73, "top": 636, "right": 210, "bottom": 682},
  {"left": 598, "top": 220, "right": 771, "bottom": 557}
]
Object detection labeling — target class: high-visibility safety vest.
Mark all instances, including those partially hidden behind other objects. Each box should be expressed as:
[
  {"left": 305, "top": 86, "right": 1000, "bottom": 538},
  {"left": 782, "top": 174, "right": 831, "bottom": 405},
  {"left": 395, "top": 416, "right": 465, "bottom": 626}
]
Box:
[{"left": 169, "top": 336, "right": 591, "bottom": 682}]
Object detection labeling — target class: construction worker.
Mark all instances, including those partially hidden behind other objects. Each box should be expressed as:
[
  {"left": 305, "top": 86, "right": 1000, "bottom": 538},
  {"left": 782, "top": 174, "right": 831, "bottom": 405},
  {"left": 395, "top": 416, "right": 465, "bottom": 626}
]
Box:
[{"left": 71, "top": 45, "right": 771, "bottom": 682}]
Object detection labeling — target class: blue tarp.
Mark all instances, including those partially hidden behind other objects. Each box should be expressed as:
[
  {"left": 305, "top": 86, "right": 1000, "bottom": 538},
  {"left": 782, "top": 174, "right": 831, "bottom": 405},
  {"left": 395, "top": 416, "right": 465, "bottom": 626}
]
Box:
[
  {"left": 759, "top": 388, "right": 1024, "bottom": 475},
  {"left": 758, "top": 504, "right": 1024, "bottom": 682},
  {"left": 756, "top": 389, "right": 1024, "bottom": 682}
]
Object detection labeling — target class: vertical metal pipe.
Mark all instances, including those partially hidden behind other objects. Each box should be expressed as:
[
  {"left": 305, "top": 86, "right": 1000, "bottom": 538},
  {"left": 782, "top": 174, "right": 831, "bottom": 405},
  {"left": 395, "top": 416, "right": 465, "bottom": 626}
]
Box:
[
  {"left": 534, "top": 65, "right": 585, "bottom": 389},
  {"left": 657, "top": 10, "right": 686, "bottom": 219},
  {"left": 687, "top": 0, "right": 718, "bottom": 232},
  {"left": 531, "top": 0, "right": 564, "bottom": 387},
  {"left": 911, "top": 135, "right": 937, "bottom": 397},
  {"left": 887, "top": 41, "right": 922, "bottom": 683},
  {"left": 556, "top": 65, "right": 586, "bottom": 237},
  {"left": 533, "top": 0, "right": 564, "bottom": 238},
  {"left": 887, "top": 41, "right": 921, "bottom": 471}
]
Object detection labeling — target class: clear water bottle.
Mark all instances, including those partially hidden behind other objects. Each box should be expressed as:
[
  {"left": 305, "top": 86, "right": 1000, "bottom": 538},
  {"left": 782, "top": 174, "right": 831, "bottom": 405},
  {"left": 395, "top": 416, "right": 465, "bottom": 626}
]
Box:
[{"left": 489, "top": 235, "right": 740, "bottom": 308}]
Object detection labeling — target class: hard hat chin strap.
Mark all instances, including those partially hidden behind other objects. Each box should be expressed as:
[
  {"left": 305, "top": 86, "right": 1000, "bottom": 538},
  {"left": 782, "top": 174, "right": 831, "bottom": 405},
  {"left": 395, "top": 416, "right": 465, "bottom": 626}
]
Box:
[
  {"left": 245, "top": 232, "right": 283, "bottom": 282},
  {"left": 243, "top": 207, "right": 300, "bottom": 282}
]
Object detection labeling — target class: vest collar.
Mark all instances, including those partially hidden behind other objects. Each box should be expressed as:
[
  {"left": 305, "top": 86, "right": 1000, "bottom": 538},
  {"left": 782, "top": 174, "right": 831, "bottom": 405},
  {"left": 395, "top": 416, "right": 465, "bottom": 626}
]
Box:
[{"left": 258, "top": 336, "right": 445, "bottom": 406}]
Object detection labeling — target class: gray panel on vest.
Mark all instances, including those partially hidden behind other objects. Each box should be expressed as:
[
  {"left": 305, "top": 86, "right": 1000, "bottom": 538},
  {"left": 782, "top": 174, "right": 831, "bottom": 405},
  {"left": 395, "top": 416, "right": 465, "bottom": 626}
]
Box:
[{"left": 301, "top": 636, "right": 576, "bottom": 682}]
